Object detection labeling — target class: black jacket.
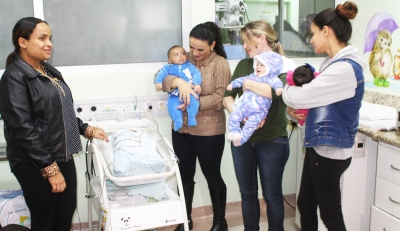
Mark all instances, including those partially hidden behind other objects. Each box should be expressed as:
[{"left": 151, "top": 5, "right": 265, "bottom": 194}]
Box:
[{"left": 0, "top": 54, "right": 88, "bottom": 170}]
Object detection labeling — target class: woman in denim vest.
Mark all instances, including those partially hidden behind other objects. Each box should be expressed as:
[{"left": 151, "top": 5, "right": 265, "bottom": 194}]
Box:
[{"left": 283, "top": 1, "right": 366, "bottom": 230}]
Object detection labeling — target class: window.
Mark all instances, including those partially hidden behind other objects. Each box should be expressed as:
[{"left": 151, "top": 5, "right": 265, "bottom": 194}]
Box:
[
  {"left": 1, "top": 0, "right": 187, "bottom": 67},
  {"left": 43, "top": 0, "right": 182, "bottom": 66},
  {"left": 0, "top": 0, "right": 34, "bottom": 68},
  {"left": 215, "top": 0, "right": 335, "bottom": 59}
]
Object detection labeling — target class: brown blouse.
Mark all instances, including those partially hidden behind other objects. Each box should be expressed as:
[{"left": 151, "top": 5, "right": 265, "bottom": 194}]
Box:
[{"left": 162, "top": 51, "right": 231, "bottom": 136}]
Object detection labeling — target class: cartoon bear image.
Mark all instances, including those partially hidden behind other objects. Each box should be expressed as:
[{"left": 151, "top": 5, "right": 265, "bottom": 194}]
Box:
[
  {"left": 369, "top": 29, "right": 393, "bottom": 87},
  {"left": 121, "top": 217, "right": 130, "bottom": 226}
]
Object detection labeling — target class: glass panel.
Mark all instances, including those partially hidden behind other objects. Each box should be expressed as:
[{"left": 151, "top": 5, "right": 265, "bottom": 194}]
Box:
[
  {"left": 43, "top": 0, "right": 182, "bottom": 66},
  {"left": 0, "top": 0, "right": 34, "bottom": 68},
  {"left": 215, "top": 0, "right": 334, "bottom": 59}
]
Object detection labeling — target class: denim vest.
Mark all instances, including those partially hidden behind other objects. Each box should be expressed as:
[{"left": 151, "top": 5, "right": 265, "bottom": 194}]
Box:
[{"left": 304, "top": 58, "right": 364, "bottom": 148}]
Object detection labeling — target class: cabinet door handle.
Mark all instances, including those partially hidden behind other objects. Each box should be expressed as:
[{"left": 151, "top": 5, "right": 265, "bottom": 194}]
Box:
[
  {"left": 391, "top": 164, "right": 400, "bottom": 171},
  {"left": 389, "top": 196, "right": 400, "bottom": 205}
]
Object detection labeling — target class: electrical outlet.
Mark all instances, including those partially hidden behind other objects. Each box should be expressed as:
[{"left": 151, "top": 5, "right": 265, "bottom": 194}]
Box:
[
  {"left": 354, "top": 138, "right": 366, "bottom": 158},
  {"left": 74, "top": 95, "right": 169, "bottom": 120},
  {"left": 145, "top": 101, "right": 153, "bottom": 111},
  {"left": 158, "top": 100, "right": 166, "bottom": 110}
]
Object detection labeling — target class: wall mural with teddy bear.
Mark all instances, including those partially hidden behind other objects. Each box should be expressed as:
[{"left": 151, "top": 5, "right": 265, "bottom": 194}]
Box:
[{"left": 364, "top": 12, "right": 400, "bottom": 89}]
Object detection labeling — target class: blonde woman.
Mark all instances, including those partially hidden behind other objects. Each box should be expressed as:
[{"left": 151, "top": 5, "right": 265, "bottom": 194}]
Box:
[{"left": 223, "top": 20, "right": 296, "bottom": 231}]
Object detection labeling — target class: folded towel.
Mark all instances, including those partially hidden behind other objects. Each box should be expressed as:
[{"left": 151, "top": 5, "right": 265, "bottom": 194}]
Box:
[
  {"left": 359, "top": 119, "right": 396, "bottom": 131},
  {"left": 359, "top": 101, "right": 397, "bottom": 121}
]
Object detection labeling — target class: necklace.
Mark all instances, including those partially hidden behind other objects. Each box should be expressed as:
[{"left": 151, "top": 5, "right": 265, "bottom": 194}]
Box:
[{"left": 34, "top": 65, "right": 65, "bottom": 96}]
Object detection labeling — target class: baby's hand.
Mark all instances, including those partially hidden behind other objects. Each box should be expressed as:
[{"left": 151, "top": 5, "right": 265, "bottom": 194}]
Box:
[
  {"left": 194, "top": 84, "right": 201, "bottom": 94},
  {"left": 275, "top": 87, "right": 283, "bottom": 96},
  {"left": 155, "top": 83, "right": 162, "bottom": 91},
  {"left": 227, "top": 84, "right": 233, "bottom": 91}
]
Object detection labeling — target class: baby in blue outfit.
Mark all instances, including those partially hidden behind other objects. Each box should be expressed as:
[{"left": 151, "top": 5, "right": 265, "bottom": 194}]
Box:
[
  {"left": 227, "top": 51, "right": 283, "bottom": 146},
  {"left": 155, "top": 45, "right": 202, "bottom": 131}
]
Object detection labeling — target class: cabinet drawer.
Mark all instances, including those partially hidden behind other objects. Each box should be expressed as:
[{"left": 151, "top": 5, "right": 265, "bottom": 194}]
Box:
[
  {"left": 375, "top": 177, "right": 400, "bottom": 219},
  {"left": 370, "top": 206, "right": 400, "bottom": 231},
  {"left": 377, "top": 144, "right": 400, "bottom": 185}
]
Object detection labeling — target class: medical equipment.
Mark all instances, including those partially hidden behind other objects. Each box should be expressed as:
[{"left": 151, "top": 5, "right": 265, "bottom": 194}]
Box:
[
  {"left": 215, "top": 0, "right": 246, "bottom": 27},
  {"left": 85, "top": 110, "right": 189, "bottom": 231}
]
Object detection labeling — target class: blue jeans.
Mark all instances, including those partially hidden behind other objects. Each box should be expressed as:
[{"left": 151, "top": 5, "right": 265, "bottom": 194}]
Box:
[{"left": 231, "top": 136, "right": 289, "bottom": 231}]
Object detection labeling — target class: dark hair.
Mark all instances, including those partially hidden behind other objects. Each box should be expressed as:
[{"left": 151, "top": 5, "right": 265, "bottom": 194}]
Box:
[
  {"left": 6, "top": 17, "right": 48, "bottom": 68},
  {"left": 167, "top": 45, "right": 183, "bottom": 58},
  {"left": 312, "top": 1, "right": 358, "bottom": 44},
  {"left": 293, "top": 65, "right": 315, "bottom": 86},
  {"left": 189, "top": 21, "right": 227, "bottom": 59}
]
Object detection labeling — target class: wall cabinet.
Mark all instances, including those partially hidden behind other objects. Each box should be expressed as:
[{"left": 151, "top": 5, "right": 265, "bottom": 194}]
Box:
[{"left": 370, "top": 143, "right": 400, "bottom": 230}]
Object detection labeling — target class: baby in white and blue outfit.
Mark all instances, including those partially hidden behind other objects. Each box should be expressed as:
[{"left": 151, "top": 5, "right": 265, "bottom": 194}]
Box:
[
  {"left": 227, "top": 51, "right": 283, "bottom": 146},
  {"left": 155, "top": 45, "right": 201, "bottom": 131}
]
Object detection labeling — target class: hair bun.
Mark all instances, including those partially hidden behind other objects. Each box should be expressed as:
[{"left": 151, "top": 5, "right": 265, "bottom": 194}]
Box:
[{"left": 336, "top": 1, "right": 358, "bottom": 20}]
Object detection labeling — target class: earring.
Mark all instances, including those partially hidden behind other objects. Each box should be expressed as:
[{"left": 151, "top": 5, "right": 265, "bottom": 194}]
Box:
[{"left": 211, "top": 48, "right": 213, "bottom": 51}]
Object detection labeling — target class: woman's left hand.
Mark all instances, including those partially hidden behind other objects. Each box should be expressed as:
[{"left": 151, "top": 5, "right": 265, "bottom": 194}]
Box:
[
  {"left": 242, "top": 80, "right": 252, "bottom": 92},
  {"left": 93, "top": 127, "right": 109, "bottom": 142},
  {"left": 287, "top": 107, "right": 306, "bottom": 121},
  {"left": 241, "top": 118, "right": 266, "bottom": 129},
  {"left": 173, "top": 78, "right": 198, "bottom": 105},
  {"left": 257, "top": 118, "right": 266, "bottom": 129}
]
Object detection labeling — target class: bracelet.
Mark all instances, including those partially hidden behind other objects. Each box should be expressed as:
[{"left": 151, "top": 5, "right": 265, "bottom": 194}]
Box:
[
  {"left": 40, "top": 161, "right": 60, "bottom": 179},
  {"left": 84, "top": 125, "right": 96, "bottom": 141}
]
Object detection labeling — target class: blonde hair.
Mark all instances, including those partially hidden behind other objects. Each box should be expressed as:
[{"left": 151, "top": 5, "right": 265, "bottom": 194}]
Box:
[{"left": 240, "top": 20, "right": 285, "bottom": 56}]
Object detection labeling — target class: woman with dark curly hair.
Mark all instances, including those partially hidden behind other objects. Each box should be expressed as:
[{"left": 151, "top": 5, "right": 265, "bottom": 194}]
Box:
[{"left": 161, "top": 21, "right": 231, "bottom": 231}]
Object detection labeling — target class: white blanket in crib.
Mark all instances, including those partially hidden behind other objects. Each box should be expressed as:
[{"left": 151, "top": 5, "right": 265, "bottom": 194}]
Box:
[{"left": 106, "top": 129, "right": 166, "bottom": 177}]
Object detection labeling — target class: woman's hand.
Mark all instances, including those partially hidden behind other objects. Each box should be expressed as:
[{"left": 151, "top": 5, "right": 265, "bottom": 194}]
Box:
[
  {"left": 242, "top": 80, "right": 252, "bottom": 92},
  {"left": 173, "top": 78, "right": 198, "bottom": 105},
  {"left": 241, "top": 118, "right": 266, "bottom": 129},
  {"left": 93, "top": 127, "right": 109, "bottom": 142},
  {"left": 287, "top": 107, "right": 306, "bottom": 121},
  {"left": 242, "top": 80, "right": 273, "bottom": 98},
  {"left": 257, "top": 118, "right": 266, "bottom": 129},
  {"left": 48, "top": 172, "right": 66, "bottom": 193}
]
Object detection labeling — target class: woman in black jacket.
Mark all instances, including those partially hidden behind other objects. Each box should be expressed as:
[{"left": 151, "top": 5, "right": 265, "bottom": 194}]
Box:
[{"left": 0, "top": 17, "right": 109, "bottom": 231}]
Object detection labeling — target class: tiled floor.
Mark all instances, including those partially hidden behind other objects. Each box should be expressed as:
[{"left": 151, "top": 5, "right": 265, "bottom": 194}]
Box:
[
  {"left": 72, "top": 195, "right": 300, "bottom": 231},
  {"left": 157, "top": 195, "right": 300, "bottom": 231}
]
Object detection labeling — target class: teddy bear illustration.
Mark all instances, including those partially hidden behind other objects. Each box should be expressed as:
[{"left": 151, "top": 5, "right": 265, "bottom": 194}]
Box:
[{"left": 369, "top": 29, "right": 393, "bottom": 87}]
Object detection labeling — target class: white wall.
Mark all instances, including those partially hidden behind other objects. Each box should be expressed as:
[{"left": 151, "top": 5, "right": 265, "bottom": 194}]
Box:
[
  {"left": 0, "top": 0, "right": 324, "bottom": 223},
  {"left": 346, "top": 0, "right": 400, "bottom": 96}
]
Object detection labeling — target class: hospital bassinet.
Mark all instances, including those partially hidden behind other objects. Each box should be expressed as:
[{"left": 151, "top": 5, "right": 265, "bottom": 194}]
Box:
[{"left": 85, "top": 110, "right": 189, "bottom": 231}]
